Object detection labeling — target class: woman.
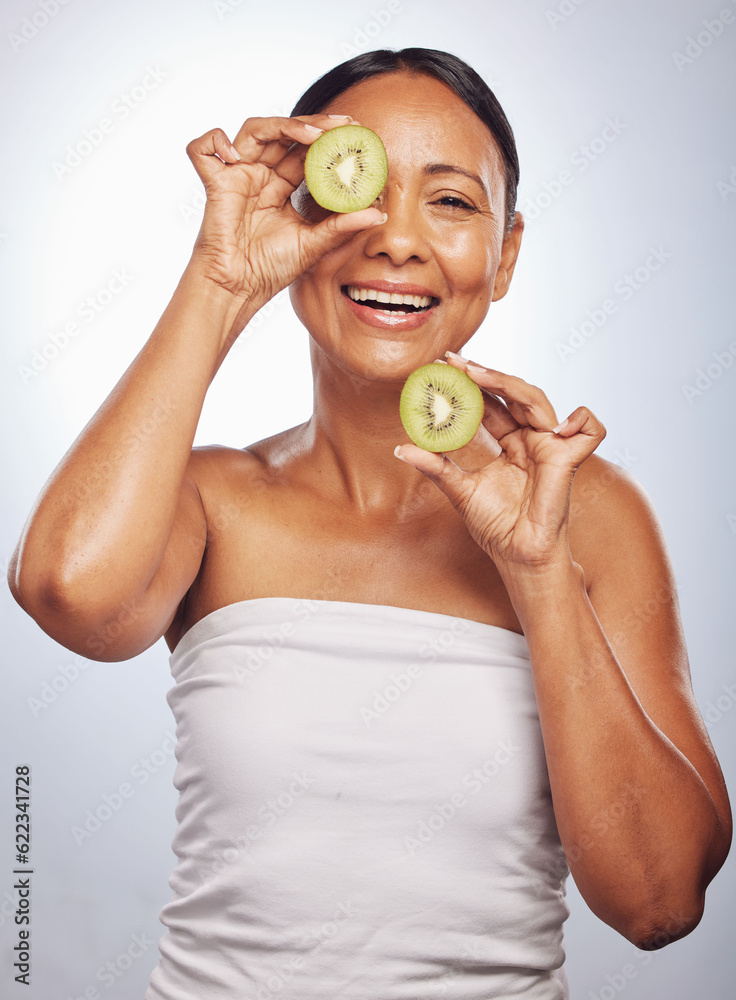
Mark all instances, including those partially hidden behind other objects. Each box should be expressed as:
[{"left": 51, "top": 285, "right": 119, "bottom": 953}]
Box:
[{"left": 8, "top": 47, "right": 731, "bottom": 999}]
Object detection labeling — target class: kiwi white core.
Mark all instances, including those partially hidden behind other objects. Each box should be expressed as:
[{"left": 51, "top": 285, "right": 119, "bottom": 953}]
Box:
[
  {"left": 432, "top": 394, "right": 452, "bottom": 424},
  {"left": 334, "top": 156, "right": 357, "bottom": 188}
]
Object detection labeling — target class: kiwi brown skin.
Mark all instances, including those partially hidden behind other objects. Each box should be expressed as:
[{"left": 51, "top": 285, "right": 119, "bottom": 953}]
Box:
[
  {"left": 399, "top": 363, "right": 484, "bottom": 453},
  {"left": 304, "top": 124, "right": 388, "bottom": 213}
]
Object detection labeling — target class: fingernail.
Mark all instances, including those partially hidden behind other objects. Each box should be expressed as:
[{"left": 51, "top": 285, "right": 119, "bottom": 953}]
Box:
[
  {"left": 394, "top": 445, "right": 410, "bottom": 464},
  {"left": 433, "top": 358, "right": 448, "bottom": 364},
  {"left": 553, "top": 418, "right": 569, "bottom": 435},
  {"left": 445, "top": 351, "right": 465, "bottom": 362},
  {"left": 304, "top": 123, "right": 324, "bottom": 134},
  {"left": 229, "top": 144, "right": 242, "bottom": 160},
  {"left": 467, "top": 364, "right": 486, "bottom": 374},
  {"left": 328, "top": 114, "right": 353, "bottom": 120},
  {"left": 370, "top": 212, "right": 388, "bottom": 226}
]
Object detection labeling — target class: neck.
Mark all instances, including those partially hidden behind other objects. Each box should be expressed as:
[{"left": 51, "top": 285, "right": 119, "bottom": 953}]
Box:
[{"left": 303, "top": 342, "right": 439, "bottom": 516}]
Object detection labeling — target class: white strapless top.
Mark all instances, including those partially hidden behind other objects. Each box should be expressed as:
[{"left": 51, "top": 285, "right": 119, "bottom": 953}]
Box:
[{"left": 145, "top": 598, "right": 570, "bottom": 1000}]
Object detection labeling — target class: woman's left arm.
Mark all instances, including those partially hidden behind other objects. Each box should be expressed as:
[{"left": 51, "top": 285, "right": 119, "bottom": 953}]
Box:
[
  {"left": 504, "top": 466, "right": 732, "bottom": 950},
  {"left": 395, "top": 354, "right": 732, "bottom": 950}
]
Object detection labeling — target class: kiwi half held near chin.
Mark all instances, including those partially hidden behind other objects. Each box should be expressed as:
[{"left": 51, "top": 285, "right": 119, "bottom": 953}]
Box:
[
  {"left": 304, "top": 124, "right": 388, "bottom": 213},
  {"left": 399, "top": 363, "right": 484, "bottom": 452}
]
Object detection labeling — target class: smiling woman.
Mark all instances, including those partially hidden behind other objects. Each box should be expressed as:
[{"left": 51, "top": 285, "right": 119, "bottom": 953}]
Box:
[
  {"left": 289, "top": 70, "right": 519, "bottom": 380},
  {"left": 7, "top": 46, "right": 731, "bottom": 1000}
]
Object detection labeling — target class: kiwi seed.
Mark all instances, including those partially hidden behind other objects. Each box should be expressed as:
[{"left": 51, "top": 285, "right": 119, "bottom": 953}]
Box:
[
  {"left": 399, "top": 363, "right": 484, "bottom": 452},
  {"left": 304, "top": 125, "right": 388, "bottom": 213}
]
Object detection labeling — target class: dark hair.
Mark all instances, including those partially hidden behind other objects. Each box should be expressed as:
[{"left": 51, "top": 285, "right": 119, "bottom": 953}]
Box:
[{"left": 290, "top": 47, "right": 519, "bottom": 234}]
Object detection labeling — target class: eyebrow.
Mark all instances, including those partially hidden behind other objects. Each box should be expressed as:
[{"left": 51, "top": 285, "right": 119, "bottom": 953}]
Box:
[{"left": 423, "top": 163, "right": 490, "bottom": 200}]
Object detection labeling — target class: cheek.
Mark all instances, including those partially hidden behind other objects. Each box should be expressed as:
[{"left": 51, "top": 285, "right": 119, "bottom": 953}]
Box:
[
  {"left": 289, "top": 275, "right": 315, "bottom": 328},
  {"left": 288, "top": 281, "right": 302, "bottom": 317},
  {"left": 289, "top": 264, "right": 337, "bottom": 334},
  {"left": 288, "top": 275, "right": 318, "bottom": 334},
  {"left": 440, "top": 228, "right": 497, "bottom": 296}
]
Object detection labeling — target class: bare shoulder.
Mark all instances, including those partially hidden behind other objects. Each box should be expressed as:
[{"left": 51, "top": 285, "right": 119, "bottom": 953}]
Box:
[
  {"left": 183, "top": 424, "right": 306, "bottom": 518},
  {"left": 568, "top": 452, "right": 671, "bottom": 594},
  {"left": 162, "top": 430, "right": 304, "bottom": 650},
  {"left": 566, "top": 453, "right": 690, "bottom": 693},
  {"left": 185, "top": 441, "right": 268, "bottom": 487}
]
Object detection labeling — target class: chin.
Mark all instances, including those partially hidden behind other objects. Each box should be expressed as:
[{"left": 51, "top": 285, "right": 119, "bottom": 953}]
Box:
[{"left": 327, "top": 343, "right": 440, "bottom": 388}]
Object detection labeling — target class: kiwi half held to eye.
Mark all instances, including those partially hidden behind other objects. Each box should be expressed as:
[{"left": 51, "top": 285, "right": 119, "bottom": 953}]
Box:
[
  {"left": 399, "top": 363, "right": 484, "bottom": 452},
  {"left": 304, "top": 124, "right": 388, "bottom": 213}
]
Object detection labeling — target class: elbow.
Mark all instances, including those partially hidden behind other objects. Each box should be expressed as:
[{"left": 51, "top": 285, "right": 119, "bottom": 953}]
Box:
[
  {"left": 581, "top": 859, "right": 711, "bottom": 951},
  {"left": 618, "top": 820, "right": 731, "bottom": 950},
  {"left": 8, "top": 544, "right": 70, "bottom": 619},
  {"left": 627, "top": 905, "right": 704, "bottom": 951},
  {"left": 11, "top": 544, "right": 81, "bottom": 618},
  {"left": 618, "top": 889, "right": 706, "bottom": 951},
  {"left": 9, "top": 549, "right": 144, "bottom": 662}
]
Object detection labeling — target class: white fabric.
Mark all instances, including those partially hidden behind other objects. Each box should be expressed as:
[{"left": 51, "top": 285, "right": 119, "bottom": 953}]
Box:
[{"left": 145, "top": 598, "right": 570, "bottom": 1000}]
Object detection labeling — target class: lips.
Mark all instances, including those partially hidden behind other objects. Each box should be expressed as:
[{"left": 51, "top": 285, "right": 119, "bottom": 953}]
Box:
[
  {"left": 341, "top": 282, "right": 440, "bottom": 320},
  {"left": 345, "top": 285, "right": 434, "bottom": 311},
  {"left": 340, "top": 282, "right": 440, "bottom": 331}
]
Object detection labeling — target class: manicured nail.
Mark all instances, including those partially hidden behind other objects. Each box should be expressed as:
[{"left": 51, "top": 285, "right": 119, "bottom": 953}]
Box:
[
  {"left": 394, "top": 445, "right": 410, "bottom": 464},
  {"left": 303, "top": 123, "right": 324, "bottom": 134},
  {"left": 432, "top": 358, "right": 448, "bottom": 364},
  {"left": 370, "top": 212, "right": 388, "bottom": 226},
  {"left": 553, "top": 417, "right": 569, "bottom": 435},
  {"left": 229, "top": 144, "right": 242, "bottom": 160},
  {"left": 328, "top": 114, "right": 353, "bottom": 120},
  {"left": 445, "top": 351, "right": 465, "bottom": 363},
  {"left": 467, "top": 364, "right": 486, "bottom": 374}
]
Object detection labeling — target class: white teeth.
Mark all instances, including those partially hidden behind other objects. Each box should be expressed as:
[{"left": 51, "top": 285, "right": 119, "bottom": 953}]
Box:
[{"left": 346, "top": 285, "right": 432, "bottom": 307}]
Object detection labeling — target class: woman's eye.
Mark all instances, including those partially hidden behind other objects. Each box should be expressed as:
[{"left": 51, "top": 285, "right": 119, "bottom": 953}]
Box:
[{"left": 435, "top": 196, "right": 476, "bottom": 211}]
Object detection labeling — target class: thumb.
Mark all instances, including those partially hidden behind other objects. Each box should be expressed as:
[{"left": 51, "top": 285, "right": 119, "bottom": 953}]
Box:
[
  {"left": 394, "top": 444, "right": 475, "bottom": 512},
  {"left": 299, "top": 208, "right": 387, "bottom": 267}
]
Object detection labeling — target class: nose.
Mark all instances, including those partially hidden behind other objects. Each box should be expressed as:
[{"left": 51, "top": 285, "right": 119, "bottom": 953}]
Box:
[{"left": 361, "top": 187, "right": 431, "bottom": 266}]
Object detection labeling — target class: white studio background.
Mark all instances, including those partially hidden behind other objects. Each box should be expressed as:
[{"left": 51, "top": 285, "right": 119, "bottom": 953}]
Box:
[{"left": 1, "top": 0, "right": 734, "bottom": 997}]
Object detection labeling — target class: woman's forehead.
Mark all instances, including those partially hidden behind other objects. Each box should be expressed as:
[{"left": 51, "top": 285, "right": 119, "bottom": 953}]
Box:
[{"left": 320, "top": 71, "right": 505, "bottom": 187}]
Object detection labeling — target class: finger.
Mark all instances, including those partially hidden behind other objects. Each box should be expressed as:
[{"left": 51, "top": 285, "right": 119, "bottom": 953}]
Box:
[
  {"left": 231, "top": 114, "right": 361, "bottom": 168},
  {"left": 231, "top": 117, "right": 328, "bottom": 166},
  {"left": 553, "top": 405, "right": 607, "bottom": 466},
  {"left": 186, "top": 127, "right": 243, "bottom": 186},
  {"left": 298, "top": 208, "right": 388, "bottom": 270},
  {"left": 445, "top": 352, "right": 559, "bottom": 430},
  {"left": 430, "top": 355, "right": 518, "bottom": 445},
  {"left": 268, "top": 114, "right": 364, "bottom": 182},
  {"left": 480, "top": 391, "right": 519, "bottom": 441},
  {"left": 249, "top": 172, "right": 305, "bottom": 211},
  {"left": 473, "top": 420, "right": 504, "bottom": 461},
  {"left": 393, "top": 444, "right": 476, "bottom": 512},
  {"left": 296, "top": 113, "right": 355, "bottom": 127},
  {"left": 456, "top": 356, "right": 558, "bottom": 430},
  {"left": 270, "top": 144, "right": 313, "bottom": 190}
]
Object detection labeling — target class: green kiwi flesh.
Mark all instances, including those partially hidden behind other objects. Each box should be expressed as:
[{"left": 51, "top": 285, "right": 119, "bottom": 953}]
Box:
[
  {"left": 400, "top": 363, "right": 484, "bottom": 452},
  {"left": 304, "top": 125, "right": 388, "bottom": 213}
]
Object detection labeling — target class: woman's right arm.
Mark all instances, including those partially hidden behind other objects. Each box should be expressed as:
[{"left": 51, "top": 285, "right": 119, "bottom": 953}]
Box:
[{"left": 7, "top": 115, "right": 385, "bottom": 661}]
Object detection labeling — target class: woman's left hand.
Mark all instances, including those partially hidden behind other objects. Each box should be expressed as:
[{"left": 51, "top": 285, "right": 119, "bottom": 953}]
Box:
[{"left": 394, "top": 353, "right": 607, "bottom": 576}]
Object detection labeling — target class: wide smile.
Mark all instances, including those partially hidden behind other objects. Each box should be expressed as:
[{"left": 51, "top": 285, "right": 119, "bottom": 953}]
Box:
[{"left": 340, "top": 284, "right": 440, "bottom": 330}]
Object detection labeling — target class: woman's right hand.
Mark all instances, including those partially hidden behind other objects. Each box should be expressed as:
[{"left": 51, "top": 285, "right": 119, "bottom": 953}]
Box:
[{"left": 185, "top": 114, "right": 386, "bottom": 309}]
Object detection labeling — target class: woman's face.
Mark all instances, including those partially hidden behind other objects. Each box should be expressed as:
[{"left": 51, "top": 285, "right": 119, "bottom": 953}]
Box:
[{"left": 289, "top": 71, "right": 523, "bottom": 382}]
